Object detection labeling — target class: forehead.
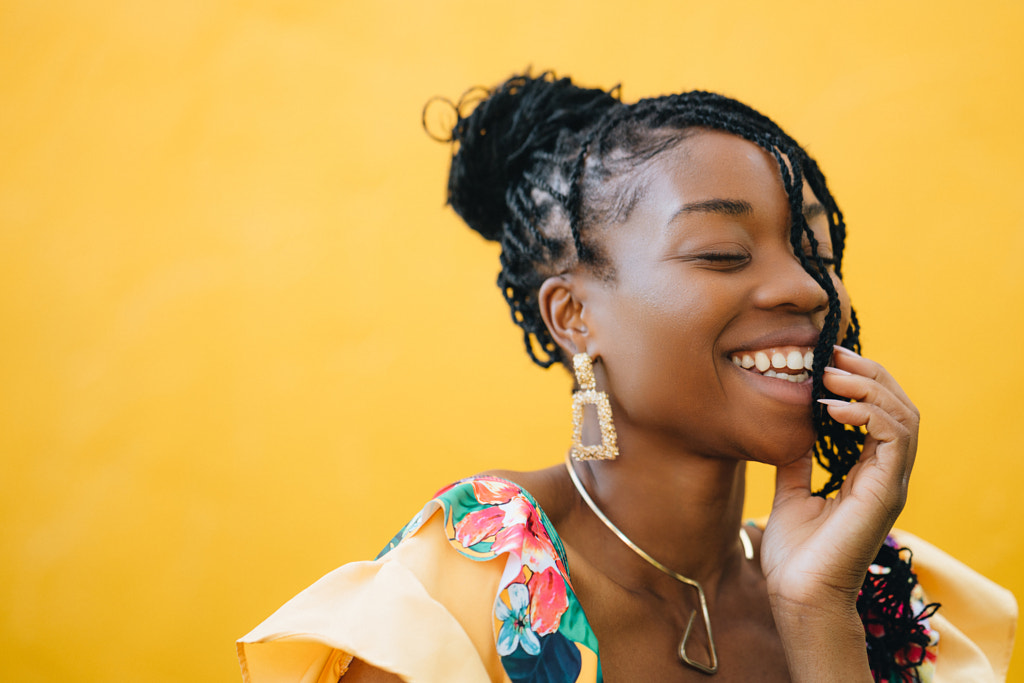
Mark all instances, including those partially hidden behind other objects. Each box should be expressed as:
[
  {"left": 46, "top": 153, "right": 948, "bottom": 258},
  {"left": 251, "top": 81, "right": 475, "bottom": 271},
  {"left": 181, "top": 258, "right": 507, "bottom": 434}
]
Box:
[
  {"left": 643, "top": 130, "right": 785, "bottom": 204},
  {"left": 620, "top": 129, "right": 823, "bottom": 227}
]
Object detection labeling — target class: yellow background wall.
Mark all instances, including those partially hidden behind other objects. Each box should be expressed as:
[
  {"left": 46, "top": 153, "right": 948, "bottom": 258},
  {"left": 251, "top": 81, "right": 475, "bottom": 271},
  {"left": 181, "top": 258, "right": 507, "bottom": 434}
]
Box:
[{"left": 2, "top": 1, "right": 1021, "bottom": 680}]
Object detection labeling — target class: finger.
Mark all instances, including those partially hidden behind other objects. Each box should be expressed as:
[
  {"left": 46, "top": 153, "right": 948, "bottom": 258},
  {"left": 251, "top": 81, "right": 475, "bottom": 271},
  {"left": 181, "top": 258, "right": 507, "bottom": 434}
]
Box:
[
  {"left": 822, "top": 368, "right": 919, "bottom": 431},
  {"left": 830, "top": 346, "right": 917, "bottom": 418},
  {"left": 773, "top": 449, "right": 814, "bottom": 506},
  {"left": 818, "top": 399, "right": 916, "bottom": 472}
]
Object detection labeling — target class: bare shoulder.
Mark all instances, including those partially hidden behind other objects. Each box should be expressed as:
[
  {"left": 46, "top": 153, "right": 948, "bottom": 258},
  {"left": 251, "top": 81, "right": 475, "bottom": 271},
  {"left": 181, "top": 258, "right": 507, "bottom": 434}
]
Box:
[{"left": 478, "top": 462, "right": 574, "bottom": 525}]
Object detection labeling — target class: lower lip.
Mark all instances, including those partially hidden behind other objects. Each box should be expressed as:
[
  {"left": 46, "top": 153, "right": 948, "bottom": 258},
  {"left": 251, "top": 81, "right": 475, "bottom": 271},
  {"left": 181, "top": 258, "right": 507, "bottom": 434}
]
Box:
[{"left": 731, "top": 363, "right": 814, "bottom": 405}]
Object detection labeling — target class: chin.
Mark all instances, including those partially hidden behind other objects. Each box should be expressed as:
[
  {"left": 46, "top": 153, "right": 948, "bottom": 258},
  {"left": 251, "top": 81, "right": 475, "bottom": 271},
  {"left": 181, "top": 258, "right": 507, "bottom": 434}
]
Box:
[{"left": 743, "top": 430, "right": 817, "bottom": 467}]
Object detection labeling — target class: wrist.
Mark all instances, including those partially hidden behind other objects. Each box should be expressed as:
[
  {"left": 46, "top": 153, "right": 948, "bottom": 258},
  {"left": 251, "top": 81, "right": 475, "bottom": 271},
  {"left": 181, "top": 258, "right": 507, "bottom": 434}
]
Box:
[
  {"left": 771, "top": 595, "right": 871, "bottom": 683},
  {"left": 765, "top": 563, "right": 865, "bottom": 620}
]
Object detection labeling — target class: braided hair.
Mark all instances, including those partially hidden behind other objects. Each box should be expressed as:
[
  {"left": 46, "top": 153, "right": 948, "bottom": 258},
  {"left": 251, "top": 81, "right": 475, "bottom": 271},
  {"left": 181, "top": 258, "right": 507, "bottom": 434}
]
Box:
[
  {"left": 432, "top": 72, "right": 936, "bottom": 680},
  {"left": 436, "top": 72, "right": 861, "bottom": 493}
]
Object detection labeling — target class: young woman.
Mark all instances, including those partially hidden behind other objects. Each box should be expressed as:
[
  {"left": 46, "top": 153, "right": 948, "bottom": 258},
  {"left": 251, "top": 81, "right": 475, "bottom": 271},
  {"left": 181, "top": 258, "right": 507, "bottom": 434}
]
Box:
[{"left": 238, "top": 72, "right": 1016, "bottom": 682}]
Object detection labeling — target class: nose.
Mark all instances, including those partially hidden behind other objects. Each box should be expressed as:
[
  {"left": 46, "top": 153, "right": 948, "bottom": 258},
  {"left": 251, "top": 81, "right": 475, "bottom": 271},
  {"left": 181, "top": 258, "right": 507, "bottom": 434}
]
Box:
[{"left": 751, "top": 249, "right": 830, "bottom": 314}]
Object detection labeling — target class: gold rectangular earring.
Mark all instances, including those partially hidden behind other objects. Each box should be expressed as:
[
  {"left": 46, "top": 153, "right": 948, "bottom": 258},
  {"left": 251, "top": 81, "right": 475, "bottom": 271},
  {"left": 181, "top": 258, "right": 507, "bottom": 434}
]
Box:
[{"left": 570, "top": 353, "right": 619, "bottom": 461}]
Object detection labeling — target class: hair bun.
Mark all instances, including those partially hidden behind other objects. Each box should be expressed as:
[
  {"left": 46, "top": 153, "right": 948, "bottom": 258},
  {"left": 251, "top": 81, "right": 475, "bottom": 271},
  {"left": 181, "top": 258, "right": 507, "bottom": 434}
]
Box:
[{"left": 442, "top": 72, "right": 619, "bottom": 242}]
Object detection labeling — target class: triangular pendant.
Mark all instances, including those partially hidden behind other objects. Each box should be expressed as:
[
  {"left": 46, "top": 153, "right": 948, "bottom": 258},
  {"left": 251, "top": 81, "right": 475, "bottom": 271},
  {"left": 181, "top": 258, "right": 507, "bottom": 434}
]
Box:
[{"left": 678, "top": 603, "right": 718, "bottom": 674}]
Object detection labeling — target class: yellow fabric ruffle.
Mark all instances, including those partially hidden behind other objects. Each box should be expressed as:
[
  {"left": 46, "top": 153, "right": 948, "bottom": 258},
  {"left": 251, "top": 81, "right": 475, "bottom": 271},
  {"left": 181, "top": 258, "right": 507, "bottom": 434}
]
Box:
[
  {"left": 238, "top": 510, "right": 511, "bottom": 683},
  {"left": 890, "top": 530, "right": 1017, "bottom": 682},
  {"left": 238, "top": 514, "right": 1016, "bottom": 683}
]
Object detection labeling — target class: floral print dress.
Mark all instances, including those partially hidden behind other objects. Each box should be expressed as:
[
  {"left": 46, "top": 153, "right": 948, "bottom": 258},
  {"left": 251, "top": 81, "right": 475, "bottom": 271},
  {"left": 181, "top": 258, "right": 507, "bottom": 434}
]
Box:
[
  {"left": 375, "top": 476, "right": 938, "bottom": 683},
  {"left": 239, "top": 475, "right": 1018, "bottom": 683},
  {"left": 377, "top": 477, "right": 599, "bottom": 682}
]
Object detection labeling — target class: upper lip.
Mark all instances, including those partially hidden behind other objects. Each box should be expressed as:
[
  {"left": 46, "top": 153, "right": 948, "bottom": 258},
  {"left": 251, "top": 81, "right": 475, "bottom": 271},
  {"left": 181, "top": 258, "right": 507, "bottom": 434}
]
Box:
[{"left": 727, "top": 327, "right": 821, "bottom": 355}]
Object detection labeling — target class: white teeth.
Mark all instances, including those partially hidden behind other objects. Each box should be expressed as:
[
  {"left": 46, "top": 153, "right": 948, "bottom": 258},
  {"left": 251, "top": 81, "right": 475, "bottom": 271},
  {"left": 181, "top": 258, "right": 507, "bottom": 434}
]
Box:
[
  {"left": 731, "top": 347, "right": 814, "bottom": 381},
  {"left": 760, "top": 369, "right": 809, "bottom": 382}
]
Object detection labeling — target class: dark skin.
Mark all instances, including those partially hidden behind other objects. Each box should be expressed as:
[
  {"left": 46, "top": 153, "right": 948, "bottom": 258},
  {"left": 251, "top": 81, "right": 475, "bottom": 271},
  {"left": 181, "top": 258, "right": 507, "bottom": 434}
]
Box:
[{"left": 343, "top": 131, "right": 918, "bottom": 682}]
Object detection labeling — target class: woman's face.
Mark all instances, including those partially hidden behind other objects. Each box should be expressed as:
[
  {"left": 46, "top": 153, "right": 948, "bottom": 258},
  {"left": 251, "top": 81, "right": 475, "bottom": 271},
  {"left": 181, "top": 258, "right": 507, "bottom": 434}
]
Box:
[{"left": 578, "top": 130, "right": 851, "bottom": 466}]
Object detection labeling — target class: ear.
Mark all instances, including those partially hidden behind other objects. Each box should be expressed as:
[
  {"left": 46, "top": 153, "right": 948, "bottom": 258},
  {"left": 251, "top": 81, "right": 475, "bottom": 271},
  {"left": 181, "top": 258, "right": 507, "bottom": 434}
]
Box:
[{"left": 538, "top": 275, "right": 590, "bottom": 359}]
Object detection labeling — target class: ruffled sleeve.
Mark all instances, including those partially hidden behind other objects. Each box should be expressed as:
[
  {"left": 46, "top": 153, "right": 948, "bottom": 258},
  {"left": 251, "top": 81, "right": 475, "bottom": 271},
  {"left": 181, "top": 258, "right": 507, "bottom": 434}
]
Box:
[
  {"left": 890, "top": 530, "right": 1017, "bottom": 682},
  {"left": 237, "top": 511, "right": 504, "bottom": 683},
  {"left": 237, "top": 477, "right": 600, "bottom": 683}
]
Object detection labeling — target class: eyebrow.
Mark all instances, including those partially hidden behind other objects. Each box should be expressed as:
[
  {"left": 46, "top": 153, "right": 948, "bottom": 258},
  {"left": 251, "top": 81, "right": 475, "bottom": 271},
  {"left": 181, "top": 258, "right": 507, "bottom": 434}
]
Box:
[
  {"left": 669, "top": 198, "right": 753, "bottom": 223},
  {"left": 667, "top": 198, "right": 828, "bottom": 226}
]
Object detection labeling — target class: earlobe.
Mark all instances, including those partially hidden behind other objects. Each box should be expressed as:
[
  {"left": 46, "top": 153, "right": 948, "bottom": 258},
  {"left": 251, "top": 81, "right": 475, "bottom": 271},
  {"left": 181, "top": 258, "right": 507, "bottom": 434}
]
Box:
[{"left": 538, "top": 275, "right": 589, "bottom": 358}]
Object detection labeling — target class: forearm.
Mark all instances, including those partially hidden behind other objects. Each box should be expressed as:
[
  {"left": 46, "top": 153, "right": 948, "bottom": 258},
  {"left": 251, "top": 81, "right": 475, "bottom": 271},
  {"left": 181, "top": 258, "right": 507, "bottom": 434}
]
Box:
[{"left": 772, "top": 596, "right": 872, "bottom": 683}]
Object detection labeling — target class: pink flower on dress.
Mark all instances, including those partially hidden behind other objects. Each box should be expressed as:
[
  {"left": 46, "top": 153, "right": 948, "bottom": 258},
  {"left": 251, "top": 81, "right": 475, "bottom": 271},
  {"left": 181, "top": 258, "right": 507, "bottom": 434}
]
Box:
[
  {"left": 454, "top": 479, "right": 561, "bottom": 572},
  {"left": 492, "top": 502, "right": 559, "bottom": 573},
  {"left": 527, "top": 566, "right": 568, "bottom": 635},
  {"left": 454, "top": 505, "right": 508, "bottom": 548},
  {"left": 471, "top": 478, "right": 520, "bottom": 504}
]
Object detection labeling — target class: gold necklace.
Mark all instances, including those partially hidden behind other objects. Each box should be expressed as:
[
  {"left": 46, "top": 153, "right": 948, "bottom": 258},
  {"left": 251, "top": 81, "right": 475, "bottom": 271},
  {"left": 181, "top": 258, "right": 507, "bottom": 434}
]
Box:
[{"left": 565, "top": 456, "right": 754, "bottom": 676}]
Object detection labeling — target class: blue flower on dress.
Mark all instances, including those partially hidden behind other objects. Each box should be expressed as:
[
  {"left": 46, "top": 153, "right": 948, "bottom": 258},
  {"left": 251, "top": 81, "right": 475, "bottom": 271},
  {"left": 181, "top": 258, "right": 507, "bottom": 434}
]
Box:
[{"left": 495, "top": 583, "right": 541, "bottom": 656}]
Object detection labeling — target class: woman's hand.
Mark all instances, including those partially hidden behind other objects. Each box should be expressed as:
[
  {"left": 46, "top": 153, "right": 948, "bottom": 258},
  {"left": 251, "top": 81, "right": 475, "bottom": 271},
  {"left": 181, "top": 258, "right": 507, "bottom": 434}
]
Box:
[{"left": 759, "top": 345, "right": 919, "bottom": 681}]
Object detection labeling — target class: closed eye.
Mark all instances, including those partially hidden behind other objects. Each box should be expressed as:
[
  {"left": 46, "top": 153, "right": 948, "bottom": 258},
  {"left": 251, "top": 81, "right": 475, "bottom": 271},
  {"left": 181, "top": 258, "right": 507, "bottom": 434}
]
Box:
[{"left": 691, "top": 251, "right": 751, "bottom": 270}]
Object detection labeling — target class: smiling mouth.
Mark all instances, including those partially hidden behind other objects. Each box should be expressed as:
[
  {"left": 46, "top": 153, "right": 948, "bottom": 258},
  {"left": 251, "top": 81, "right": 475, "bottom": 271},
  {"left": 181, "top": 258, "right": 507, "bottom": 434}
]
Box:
[{"left": 730, "top": 346, "right": 814, "bottom": 383}]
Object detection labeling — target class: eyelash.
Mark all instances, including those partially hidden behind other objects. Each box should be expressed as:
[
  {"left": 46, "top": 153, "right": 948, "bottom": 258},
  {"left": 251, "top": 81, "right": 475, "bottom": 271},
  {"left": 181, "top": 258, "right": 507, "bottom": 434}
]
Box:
[
  {"left": 695, "top": 251, "right": 836, "bottom": 269},
  {"left": 693, "top": 251, "right": 751, "bottom": 271},
  {"left": 699, "top": 251, "right": 748, "bottom": 262}
]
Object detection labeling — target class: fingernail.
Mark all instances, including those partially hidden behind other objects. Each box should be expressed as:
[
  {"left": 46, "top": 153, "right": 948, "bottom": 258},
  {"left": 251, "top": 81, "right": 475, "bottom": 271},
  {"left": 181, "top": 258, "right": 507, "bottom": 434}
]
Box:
[
  {"left": 823, "top": 366, "right": 852, "bottom": 376},
  {"left": 833, "top": 345, "right": 860, "bottom": 357},
  {"left": 817, "top": 398, "right": 848, "bottom": 406}
]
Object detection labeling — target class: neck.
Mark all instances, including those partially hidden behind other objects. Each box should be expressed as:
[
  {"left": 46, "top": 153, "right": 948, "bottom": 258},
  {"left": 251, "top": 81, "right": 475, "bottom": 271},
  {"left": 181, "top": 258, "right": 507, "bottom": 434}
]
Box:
[{"left": 569, "top": 428, "right": 749, "bottom": 589}]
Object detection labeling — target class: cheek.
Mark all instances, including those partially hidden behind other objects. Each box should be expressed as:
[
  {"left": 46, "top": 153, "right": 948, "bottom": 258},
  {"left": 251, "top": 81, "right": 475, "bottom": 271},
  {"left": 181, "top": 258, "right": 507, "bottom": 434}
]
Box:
[{"left": 592, "top": 284, "right": 720, "bottom": 407}]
